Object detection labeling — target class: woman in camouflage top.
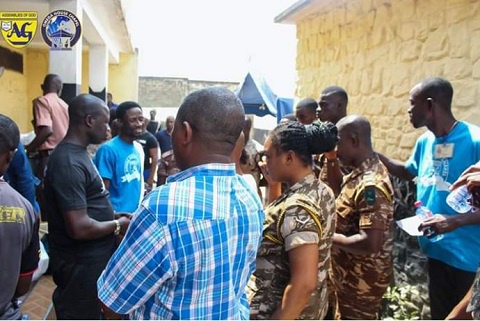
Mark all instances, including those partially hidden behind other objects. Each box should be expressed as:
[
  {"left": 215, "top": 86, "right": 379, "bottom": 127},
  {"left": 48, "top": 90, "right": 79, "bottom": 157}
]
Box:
[{"left": 247, "top": 121, "right": 338, "bottom": 319}]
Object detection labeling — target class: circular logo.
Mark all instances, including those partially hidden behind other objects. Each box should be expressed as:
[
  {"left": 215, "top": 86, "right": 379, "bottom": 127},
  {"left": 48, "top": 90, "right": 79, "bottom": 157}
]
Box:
[{"left": 41, "top": 10, "right": 81, "bottom": 50}]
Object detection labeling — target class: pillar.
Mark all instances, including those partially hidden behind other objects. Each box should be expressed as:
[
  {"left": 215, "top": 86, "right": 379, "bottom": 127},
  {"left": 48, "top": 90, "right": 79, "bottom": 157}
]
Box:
[
  {"left": 88, "top": 45, "right": 108, "bottom": 102},
  {"left": 47, "top": 0, "right": 82, "bottom": 104}
]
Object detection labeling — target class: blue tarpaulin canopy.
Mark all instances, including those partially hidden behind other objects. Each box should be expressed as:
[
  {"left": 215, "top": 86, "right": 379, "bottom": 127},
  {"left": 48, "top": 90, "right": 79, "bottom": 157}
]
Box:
[{"left": 235, "top": 72, "right": 293, "bottom": 122}]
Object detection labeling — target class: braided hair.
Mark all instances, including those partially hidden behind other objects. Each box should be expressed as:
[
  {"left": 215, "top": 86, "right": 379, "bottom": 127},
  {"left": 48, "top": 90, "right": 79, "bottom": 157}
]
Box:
[{"left": 269, "top": 120, "right": 338, "bottom": 166}]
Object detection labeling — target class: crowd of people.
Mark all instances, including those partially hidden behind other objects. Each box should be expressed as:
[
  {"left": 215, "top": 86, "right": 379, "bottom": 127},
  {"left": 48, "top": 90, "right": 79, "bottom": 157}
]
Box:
[{"left": 2, "top": 73, "right": 480, "bottom": 320}]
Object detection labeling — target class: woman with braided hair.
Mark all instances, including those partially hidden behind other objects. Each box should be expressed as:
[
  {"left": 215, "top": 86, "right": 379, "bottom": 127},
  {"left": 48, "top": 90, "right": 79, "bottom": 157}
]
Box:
[{"left": 247, "top": 120, "right": 338, "bottom": 320}]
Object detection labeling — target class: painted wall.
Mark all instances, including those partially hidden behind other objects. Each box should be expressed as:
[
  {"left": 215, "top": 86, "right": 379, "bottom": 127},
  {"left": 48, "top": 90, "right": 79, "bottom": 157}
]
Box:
[
  {"left": 108, "top": 50, "right": 139, "bottom": 103},
  {"left": 82, "top": 50, "right": 89, "bottom": 94},
  {"left": 0, "top": 44, "right": 30, "bottom": 132},
  {"left": 294, "top": 0, "right": 480, "bottom": 160},
  {"left": 25, "top": 47, "right": 48, "bottom": 124}
]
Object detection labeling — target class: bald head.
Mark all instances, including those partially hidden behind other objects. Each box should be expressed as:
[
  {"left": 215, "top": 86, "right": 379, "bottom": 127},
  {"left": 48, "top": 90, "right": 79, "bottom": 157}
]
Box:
[
  {"left": 177, "top": 87, "right": 245, "bottom": 154},
  {"left": 413, "top": 77, "right": 453, "bottom": 111},
  {"left": 42, "top": 74, "right": 63, "bottom": 95},
  {"left": 337, "top": 114, "right": 372, "bottom": 147},
  {"left": 66, "top": 94, "right": 110, "bottom": 146},
  {"left": 69, "top": 94, "right": 108, "bottom": 125}
]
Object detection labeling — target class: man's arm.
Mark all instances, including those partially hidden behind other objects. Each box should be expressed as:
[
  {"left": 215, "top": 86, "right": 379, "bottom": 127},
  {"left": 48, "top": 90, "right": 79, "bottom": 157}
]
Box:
[
  {"left": 419, "top": 211, "right": 480, "bottom": 235},
  {"left": 94, "top": 145, "right": 114, "bottom": 191},
  {"left": 102, "top": 178, "right": 111, "bottom": 190},
  {"left": 334, "top": 189, "right": 390, "bottom": 255},
  {"left": 63, "top": 208, "right": 129, "bottom": 240},
  {"left": 6, "top": 144, "right": 37, "bottom": 208},
  {"left": 15, "top": 274, "right": 34, "bottom": 298},
  {"left": 97, "top": 205, "right": 173, "bottom": 315},
  {"left": 25, "top": 126, "right": 53, "bottom": 153},
  {"left": 270, "top": 244, "right": 319, "bottom": 320},
  {"left": 323, "top": 151, "right": 342, "bottom": 196},
  {"left": 333, "top": 229, "right": 384, "bottom": 255},
  {"left": 147, "top": 147, "right": 158, "bottom": 187},
  {"left": 377, "top": 152, "right": 415, "bottom": 181},
  {"left": 26, "top": 98, "right": 53, "bottom": 153},
  {"left": 15, "top": 215, "right": 40, "bottom": 298},
  {"left": 420, "top": 168, "right": 480, "bottom": 234},
  {"left": 450, "top": 164, "right": 480, "bottom": 191},
  {"left": 446, "top": 284, "right": 474, "bottom": 320}
]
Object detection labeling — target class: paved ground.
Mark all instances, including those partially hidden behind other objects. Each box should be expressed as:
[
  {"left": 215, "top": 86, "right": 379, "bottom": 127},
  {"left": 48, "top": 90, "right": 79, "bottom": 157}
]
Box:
[{"left": 20, "top": 275, "right": 56, "bottom": 320}]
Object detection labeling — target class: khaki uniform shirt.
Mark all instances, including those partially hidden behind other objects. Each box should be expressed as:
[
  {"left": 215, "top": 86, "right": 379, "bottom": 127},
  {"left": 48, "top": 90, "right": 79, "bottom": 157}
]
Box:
[
  {"left": 332, "top": 155, "right": 394, "bottom": 320},
  {"left": 247, "top": 174, "right": 336, "bottom": 319}
]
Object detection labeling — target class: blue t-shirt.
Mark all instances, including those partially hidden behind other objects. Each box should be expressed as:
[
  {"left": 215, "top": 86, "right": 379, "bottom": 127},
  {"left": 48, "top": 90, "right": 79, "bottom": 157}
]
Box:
[
  {"left": 405, "top": 121, "right": 480, "bottom": 272},
  {"left": 4, "top": 143, "right": 40, "bottom": 214},
  {"left": 94, "top": 136, "right": 143, "bottom": 213},
  {"left": 155, "top": 129, "right": 172, "bottom": 154}
]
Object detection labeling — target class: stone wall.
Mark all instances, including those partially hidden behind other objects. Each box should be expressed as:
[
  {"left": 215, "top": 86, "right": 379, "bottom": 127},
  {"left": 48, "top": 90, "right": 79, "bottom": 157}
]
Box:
[
  {"left": 138, "top": 76, "right": 239, "bottom": 107},
  {"left": 294, "top": 0, "right": 480, "bottom": 161},
  {"left": 390, "top": 177, "right": 430, "bottom": 319},
  {"left": 290, "top": 1, "right": 480, "bottom": 318}
]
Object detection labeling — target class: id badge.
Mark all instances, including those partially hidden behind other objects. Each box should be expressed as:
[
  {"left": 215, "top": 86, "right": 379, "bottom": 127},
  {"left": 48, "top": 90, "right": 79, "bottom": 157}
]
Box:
[{"left": 434, "top": 143, "right": 454, "bottom": 159}]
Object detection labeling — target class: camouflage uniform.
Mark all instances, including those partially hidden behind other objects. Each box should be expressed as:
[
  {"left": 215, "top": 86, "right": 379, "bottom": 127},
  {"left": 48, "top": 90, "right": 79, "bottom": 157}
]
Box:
[
  {"left": 332, "top": 155, "right": 394, "bottom": 320},
  {"left": 467, "top": 265, "right": 480, "bottom": 319},
  {"left": 247, "top": 173, "right": 336, "bottom": 319}
]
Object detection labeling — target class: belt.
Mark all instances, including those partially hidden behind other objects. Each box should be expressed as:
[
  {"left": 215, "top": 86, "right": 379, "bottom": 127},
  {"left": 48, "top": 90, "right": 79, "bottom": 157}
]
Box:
[
  {"left": 38, "top": 149, "right": 53, "bottom": 157},
  {"left": 28, "top": 149, "right": 53, "bottom": 159}
]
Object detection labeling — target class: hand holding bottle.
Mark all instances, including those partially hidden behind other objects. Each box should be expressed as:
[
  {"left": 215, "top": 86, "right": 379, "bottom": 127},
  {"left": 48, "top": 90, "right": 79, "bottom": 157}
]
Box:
[{"left": 415, "top": 201, "right": 444, "bottom": 241}]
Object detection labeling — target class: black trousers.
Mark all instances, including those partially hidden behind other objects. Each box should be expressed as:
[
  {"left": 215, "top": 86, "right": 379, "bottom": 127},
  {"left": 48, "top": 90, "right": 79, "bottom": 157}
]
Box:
[
  {"left": 30, "top": 153, "right": 49, "bottom": 222},
  {"left": 428, "top": 258, "right": 476, "bottom": 320},
  {"left": 51, "top": 253, "right": 110, "bottom": 320}
]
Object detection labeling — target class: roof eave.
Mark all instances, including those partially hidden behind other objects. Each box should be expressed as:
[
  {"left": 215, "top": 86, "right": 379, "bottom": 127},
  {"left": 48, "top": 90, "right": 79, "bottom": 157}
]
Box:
[{"left": 274, "top": 0, "right": 312, "bottom": 24}]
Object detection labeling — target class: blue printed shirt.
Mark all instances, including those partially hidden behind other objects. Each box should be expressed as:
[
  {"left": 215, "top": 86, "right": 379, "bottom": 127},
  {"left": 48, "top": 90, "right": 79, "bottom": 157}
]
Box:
[
  {"left": 406, "top": 121, "right": 480, "bottom": 272},
  {"left": 97, "top": 163, "right": 264, "bottom": 320},
  {"left": 94, "top": 136, "right": 143, "bottom": 213}
]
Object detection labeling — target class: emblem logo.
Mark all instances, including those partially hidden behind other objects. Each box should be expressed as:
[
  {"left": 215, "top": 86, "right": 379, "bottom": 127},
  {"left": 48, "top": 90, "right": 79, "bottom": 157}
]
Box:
[
  {"left": 0, "top": 12, "right": 37, "bottom": 49},
  {"left": 41, "top": 10, "right": 81, "bottom": 50}
]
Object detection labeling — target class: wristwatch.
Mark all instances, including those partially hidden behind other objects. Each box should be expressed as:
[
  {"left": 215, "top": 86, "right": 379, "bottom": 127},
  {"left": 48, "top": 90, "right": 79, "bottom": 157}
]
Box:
[{"left": 113, "top": 219, "right": 121, "bottom": 236}]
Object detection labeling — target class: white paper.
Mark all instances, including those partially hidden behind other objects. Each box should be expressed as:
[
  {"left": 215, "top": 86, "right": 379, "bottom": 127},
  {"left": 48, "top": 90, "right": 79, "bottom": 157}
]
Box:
[{"left": 396, "top": 216, "right": 424, "bottom": 236}]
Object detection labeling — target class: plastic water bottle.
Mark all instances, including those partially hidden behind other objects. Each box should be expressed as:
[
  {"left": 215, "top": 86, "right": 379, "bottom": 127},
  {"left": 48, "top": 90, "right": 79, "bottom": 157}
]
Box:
[
  {"left": 413, "top": 201, "right": 444, "bottom": 242},
  {"left": 446, "top": 185, "right": 472, "bottom": 213}
]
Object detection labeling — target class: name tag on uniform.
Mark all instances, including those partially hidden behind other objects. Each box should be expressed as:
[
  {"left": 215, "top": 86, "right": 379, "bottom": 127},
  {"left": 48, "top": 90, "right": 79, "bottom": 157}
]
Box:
[{"left": 434, "top": 143, "right": 454, "bottom": 159}]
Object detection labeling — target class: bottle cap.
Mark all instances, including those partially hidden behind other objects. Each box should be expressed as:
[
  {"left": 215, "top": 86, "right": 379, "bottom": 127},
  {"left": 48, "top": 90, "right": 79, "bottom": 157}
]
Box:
[{"left": 414, "top": 200, "right": 422, "bottom": 207}]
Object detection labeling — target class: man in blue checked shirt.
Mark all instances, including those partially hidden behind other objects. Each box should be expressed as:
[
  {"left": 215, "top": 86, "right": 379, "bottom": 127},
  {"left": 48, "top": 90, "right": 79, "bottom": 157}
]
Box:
[{"left": 97, "top": 87, "right": 265, "bottom": 320}]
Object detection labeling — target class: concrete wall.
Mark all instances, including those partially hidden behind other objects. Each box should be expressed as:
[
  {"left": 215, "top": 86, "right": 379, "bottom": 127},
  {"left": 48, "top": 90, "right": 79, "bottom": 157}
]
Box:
[
  {"left": 294, "top": 0, "right": 480, "bottom": 161},
  {"left": 138, "top": 76, "right": 239, "bottom": 107}
]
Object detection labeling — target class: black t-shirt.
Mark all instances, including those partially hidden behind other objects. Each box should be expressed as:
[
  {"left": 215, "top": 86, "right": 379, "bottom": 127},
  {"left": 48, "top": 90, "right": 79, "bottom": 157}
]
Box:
[
  {"left": 135, "top": 131, "right": 159, "bottom": 168},
  {"left": 43, "top": 142, "right": 116, "bottom": 258},
  {"left": 146, "top": 120, "right": 159, "bottom": 135}
]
